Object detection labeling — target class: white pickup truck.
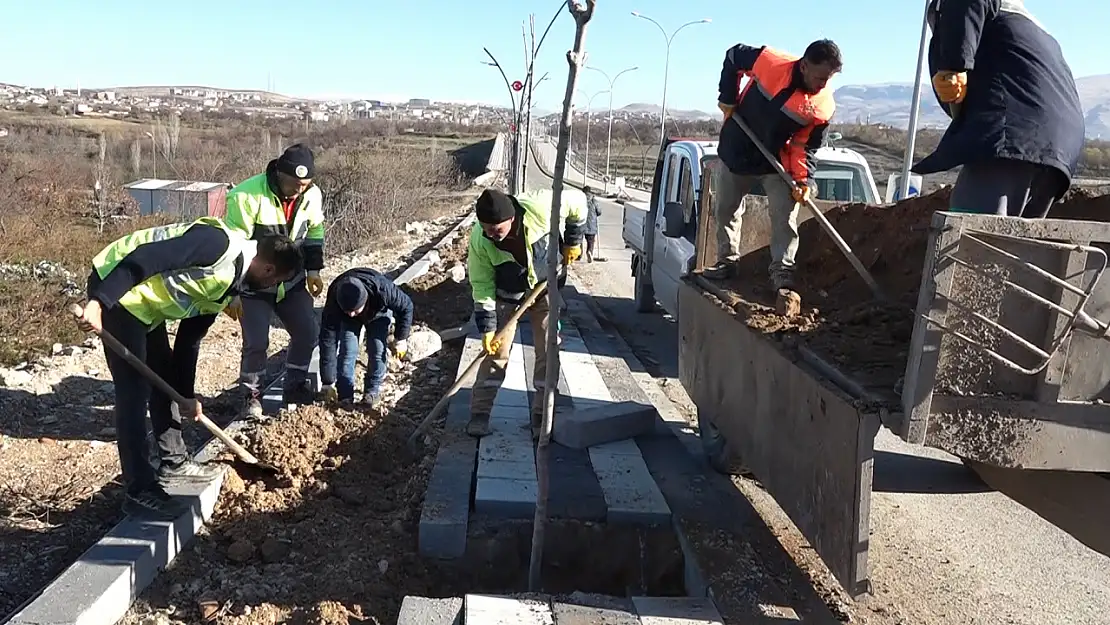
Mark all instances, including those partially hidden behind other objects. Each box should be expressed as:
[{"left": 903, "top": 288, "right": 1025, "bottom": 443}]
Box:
[{"left": 622, "top": 137, "right": 880, "bottom": 316}]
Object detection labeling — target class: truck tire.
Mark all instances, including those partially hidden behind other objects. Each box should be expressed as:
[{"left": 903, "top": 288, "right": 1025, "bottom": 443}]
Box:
[
  {"left": 697, "top": 408, "right": 749, "bottom": 476},
  {"left": 633, "top": 260, "right": 656, "bottom": 313}
]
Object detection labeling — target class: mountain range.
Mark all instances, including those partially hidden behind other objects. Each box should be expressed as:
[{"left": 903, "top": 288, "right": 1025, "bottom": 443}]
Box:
[{"left": 832, "top": 74, "right": 1110, "bottom": 139}]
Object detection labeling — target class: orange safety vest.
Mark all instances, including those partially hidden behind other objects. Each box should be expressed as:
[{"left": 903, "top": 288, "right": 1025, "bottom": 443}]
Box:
[{"left": 735, "top": 47, "right": 835, "bottom": 181}]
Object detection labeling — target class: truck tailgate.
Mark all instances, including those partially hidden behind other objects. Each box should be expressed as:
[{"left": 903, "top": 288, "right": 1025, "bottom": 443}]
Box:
[{"left": 622, "top": 201, "right": 649, "bottom": 254}]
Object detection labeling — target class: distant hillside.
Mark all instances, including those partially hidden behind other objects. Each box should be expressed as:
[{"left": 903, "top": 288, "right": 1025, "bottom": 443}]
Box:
[
  {"left": 833, "top": 74, "right": 1110, "bottom": 139},
  {"left": 618, "top": 102, "right": 715, "bottom": 121},
  {"left": 103, "top": 85, "right": 301, "bottom": 103}
]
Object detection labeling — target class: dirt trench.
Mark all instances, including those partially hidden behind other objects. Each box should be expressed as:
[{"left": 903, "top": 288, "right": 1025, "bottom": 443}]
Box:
[{"left": 724, "top": 187, "right": 1110, "bottom": 393}]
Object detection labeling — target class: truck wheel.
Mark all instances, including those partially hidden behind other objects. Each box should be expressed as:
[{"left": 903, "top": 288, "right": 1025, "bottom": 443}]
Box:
[
  {"left": 634, "top": 264, "right": 656, "bottom": 313},
  {"left": 697, "top": 409, "right": 748, "bottom": 476}
]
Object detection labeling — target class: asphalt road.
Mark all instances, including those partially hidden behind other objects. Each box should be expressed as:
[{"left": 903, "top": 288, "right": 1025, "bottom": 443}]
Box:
[{"left": 526, "top": 139, "right": 1110, "bottom": 625}]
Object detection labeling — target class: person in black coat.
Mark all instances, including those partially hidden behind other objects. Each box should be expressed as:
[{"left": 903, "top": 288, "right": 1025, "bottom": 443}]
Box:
[
  {"left": 318, "top": 268, "right": 414, "bottom": 408},
  {"left": 912, "top": 0, "right": 1084, "bottom": 218}
]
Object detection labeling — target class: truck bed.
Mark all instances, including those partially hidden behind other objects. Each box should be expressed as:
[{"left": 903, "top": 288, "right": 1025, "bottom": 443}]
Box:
[{"left": 720, "top": 188, "right": 1110, "bottom": 398}]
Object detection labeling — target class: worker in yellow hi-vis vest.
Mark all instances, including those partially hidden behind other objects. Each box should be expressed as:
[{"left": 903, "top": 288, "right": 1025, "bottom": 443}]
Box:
[{"left": 223, "top": 144, "right": 326, "bottom": 414}]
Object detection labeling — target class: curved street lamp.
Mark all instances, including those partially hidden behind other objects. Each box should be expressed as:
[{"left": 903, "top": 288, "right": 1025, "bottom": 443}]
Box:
[
  {"left": 581, "top": 89, "right": 610, "bottom": 186},
  {"left": 482, "top": 49, "right": 522, "bottom": 192},
  {"left": 631, "top": 12, "right": 711, "bottom": 146},
  {"left": 586, "top": 65, "right": 638, "bottom": 193}
]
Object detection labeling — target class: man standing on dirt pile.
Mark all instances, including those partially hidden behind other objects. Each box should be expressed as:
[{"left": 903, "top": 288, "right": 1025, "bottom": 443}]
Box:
[
  {"left": 317, "top": 267, "right": 414, "bottom": 410},
  {"left": 74, "top": 218, "right": 302, "bottom": 519},
  {"left": 704, "top": 40, "right": 841, "bottom": 288},
  {"left": 224, "top": 144, "right": 327, "bottom": 415},
  {"left": 911, "top": 0, "right": 1084, "bottom": 217},
  {"left": 466, "top": 187, "right": 586, "bottom": 439}
]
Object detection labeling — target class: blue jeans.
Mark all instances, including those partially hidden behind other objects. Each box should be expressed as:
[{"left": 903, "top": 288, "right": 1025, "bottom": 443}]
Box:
[{"left": 333, "top": 313, "right": 392, "bottom": 401}]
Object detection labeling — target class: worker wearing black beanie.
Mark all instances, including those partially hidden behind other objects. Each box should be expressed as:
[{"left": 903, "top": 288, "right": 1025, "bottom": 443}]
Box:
[{"left": 465, "top": 187, "right": 589, "bottom": 440}]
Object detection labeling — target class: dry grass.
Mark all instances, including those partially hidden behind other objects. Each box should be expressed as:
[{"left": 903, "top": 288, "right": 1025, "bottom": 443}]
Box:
[{"left": 0, "top": 113, "right": 476, "bottom": 365}]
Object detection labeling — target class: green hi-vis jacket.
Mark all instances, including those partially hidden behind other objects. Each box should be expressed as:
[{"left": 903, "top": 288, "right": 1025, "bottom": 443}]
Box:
[
  {"left": 225, "top": 168, "right": 324, "bottom": 301},
  {"left": 467, "top": 188, "right": 586, "bottom": 333},
  {"left": 92, "top": 217, "right": 255, "bottom": 328}
]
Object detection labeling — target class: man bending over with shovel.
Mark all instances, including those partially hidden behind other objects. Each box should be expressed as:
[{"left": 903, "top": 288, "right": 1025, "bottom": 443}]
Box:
[
  {"left": 75, "top": 218, "right": 302, "bottom": 519},
  {"left": 318, "top": 267, "right": 415, "bottom": 410},
  {"left": 704, "top": 39, "right": 840, "bottom": 290},
  {"left": 466, "top": 187, "right": 586, "bottom": 439}
]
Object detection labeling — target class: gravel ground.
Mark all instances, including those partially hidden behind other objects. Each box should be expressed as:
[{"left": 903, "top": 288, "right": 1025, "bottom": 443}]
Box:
[{"left": 0, "top": 203, "right": 472, "bottom": 619}]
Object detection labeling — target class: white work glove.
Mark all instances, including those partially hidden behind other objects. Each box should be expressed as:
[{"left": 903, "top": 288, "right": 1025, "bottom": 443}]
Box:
[
  {"left": 320, "top": 384, "right": 338, "bottom": 404},
  {"left": 394, "top": 339, "right": 408, "bottom": 360}
]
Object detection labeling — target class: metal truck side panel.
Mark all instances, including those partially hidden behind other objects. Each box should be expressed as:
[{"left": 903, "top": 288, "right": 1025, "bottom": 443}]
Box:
[{"left": 678, "top": 281, "right": 879, "bottom": 596}]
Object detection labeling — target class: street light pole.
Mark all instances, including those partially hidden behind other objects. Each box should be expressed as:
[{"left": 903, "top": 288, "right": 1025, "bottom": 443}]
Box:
[
  {"left": 586, "top": 65, "right": 638, "bottom": 193},
  {"left": 583, "top": 89, "right": 609, "bottom": 185},
  {"left": 144, "top": 130, "right": 157, "bottom": 178},
  {"left": 631, "top": 12, "right": 710, "bottom": 146},
  {"left": 483, "top": 49, "right": 520, "bottom": 193}
]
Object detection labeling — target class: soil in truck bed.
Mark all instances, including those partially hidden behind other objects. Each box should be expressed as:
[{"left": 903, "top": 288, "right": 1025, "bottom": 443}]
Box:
[{"left": 722, "top": 187, "right": 1110, "bottom": 396}]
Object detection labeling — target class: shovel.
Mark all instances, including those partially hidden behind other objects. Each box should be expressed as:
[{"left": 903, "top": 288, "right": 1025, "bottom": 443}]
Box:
[
  {"left": 406, "top": 279, "right": 550, "bottom": 449},
  {"left": 69, "top": 303, "right": 279, "bottom": 475},
  {"left": 730, "top": 114, "right": 883, "bottom": 298}
]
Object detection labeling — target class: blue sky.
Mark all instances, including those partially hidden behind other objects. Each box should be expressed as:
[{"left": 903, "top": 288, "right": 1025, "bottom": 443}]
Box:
[{"left": 1, "top": 0, "right": 1105, "bottom": 113}]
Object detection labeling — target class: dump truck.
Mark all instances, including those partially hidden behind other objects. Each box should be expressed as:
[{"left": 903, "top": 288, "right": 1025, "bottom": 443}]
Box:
[{"left": 628, "top": 138, "right": 1110, "bottom": 597}]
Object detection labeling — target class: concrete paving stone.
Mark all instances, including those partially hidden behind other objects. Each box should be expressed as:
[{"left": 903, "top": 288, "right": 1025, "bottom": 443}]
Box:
[
  {"left": 632, "top": 597, "right": 724, "bottom": 625},
  {"left": 494, "top": 387, "right": 532, "bottom": 408},
  {"left": 7, "top": 476, "right": 222, "bottom": 625},
  {"left": 591, "top": 438, "right": 642, "bottom": 456},
  {"left": 465, "top": 594, "right": 554, "bottom": 625},
  {"left": 479, "top": 431, "right": 534, "bottom": 465},
  {"left": 419, "top": 437, "right": 477, "bottom": 559},
  {"left": 397, "top": 596, "right": 463, "bottom": 625},
  {"left": 591, "top": 449, "right": 671, "bottom": 525},
  {"left": 474, "top": 477, "right": 538, "bottom": 519},
  {"left": 477, "top": 457, "right": 536, "bottom": 481},
  {"left": 552, "top": 593, "right": 639, "bottom": 625},
  {"left": 552, "top": 400, "right": 659, "bottom": 449},
  {"left": 546, "top": 443, "right": 608, "bottom": 521}
]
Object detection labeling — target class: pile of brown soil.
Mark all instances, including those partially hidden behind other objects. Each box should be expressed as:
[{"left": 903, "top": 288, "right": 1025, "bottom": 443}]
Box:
[{"left": 726, "top": 188, "right": 1110, "bottom": 394}]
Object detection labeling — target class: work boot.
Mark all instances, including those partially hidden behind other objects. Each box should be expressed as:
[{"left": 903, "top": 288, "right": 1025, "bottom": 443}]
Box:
[
  {"left": 240, "top": 387, "right": 263, "bottom": 419},
  {"left": 360, "top": 393, "right": 382, "bottom": 413},
  {"left": 771, "top": 269, "right": 796, "bottom": 291},
  {"left": 465, "top": 414, "right": 492, "bottom": 438},
  {"left": 158, "top": 459, "right": 224, "bottom": 485},
  {"left": 282, "top": 379, "right": 315, "bottom": 407},
  {"left": 122, "top": 484, "right": 189, "bottom": 521},
  {"left": 702, "top": 261, "right": 734, "bottom": 280}
]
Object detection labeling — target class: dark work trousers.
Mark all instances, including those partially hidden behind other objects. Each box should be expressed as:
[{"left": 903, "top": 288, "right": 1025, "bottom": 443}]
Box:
[
  {"left": 101, "top": 306, "right": 216, "bottom": 493},
  {"left": 949, "top": 158, "right": 1064, "bottom": 218}
]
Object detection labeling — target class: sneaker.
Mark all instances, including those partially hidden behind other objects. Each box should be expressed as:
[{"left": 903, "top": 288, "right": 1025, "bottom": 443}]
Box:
[
  {"left": 702, "top": 262, "right": 734, "bottom": 280},
  {"left": 122, "top": 485, "right": 189, "bottom": 521},
  {"left": 158, "top": 459, "right": 224, "bottom": 485}
]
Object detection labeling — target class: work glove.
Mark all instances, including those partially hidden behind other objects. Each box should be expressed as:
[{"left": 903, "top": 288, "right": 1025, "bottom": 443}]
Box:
[
  {"left": 931, "top": 71, "right": 967, "bottom": 104},
  {"left": 306, "top": 271, "right": 324, "bottom": 297},
  {"left": 394, "top": 339, "right": 408, "bottom": 360},
  {"left": 481, "top": 331, "right": 501, "bottom": 356},
  {"left": 717, "top": 102, "right": 734, "bottom": 122},
  {"left": 562, "top": 244, "right": 582, "bottom": 264},
  {"left": 320, "top": 384, "right": 338, "bottom": 404},
  {"left": 222, "top": 296, "right": 243, "bottom": 321},
  {"left": 791, "top": 183, "right": 811, "bottom": 204}
]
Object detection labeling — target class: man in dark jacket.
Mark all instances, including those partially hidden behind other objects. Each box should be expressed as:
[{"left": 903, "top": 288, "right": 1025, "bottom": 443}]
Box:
[
  {"left": 705, "top": 40, "right": 840, "bottom": 288},
  {"left": 317, "top": 268, "right": 414, "bottom": 408},
  {"left": 912, "top": 0, "right": 1084, "bottom": 217}
]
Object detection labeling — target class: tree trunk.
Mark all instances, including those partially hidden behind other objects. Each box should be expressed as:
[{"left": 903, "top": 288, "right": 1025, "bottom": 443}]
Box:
[{"left": 527, "top": 0, "right": 595, "bottom": 592}]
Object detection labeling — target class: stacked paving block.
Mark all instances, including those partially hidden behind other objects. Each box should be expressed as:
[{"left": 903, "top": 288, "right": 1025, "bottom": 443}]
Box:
[
  {"left": 395, "top": 594, "right": 725, "bottom": 624},
  {"left": 475, "top": 325, "right": 539, "bottom": 518}
]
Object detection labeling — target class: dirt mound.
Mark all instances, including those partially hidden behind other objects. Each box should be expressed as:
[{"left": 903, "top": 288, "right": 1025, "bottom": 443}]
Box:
[
  {"left": 728, "top": 188, "right": 1110, "bottom": 394},
  {"left": 403, "top": 228, "right": 473, "bottom": 331}
]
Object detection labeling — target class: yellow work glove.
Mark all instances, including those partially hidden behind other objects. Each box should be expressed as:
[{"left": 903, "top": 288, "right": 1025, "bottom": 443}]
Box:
[
  {"left": 481, "top": 331, "right": 500, "bottom": 356},
  {"left": 222, "top": 296, "right": 243, "bottom": 321},
  {"left": 717, "top": 102, "right": 734, "bottom": 122},
  {"left": 306, "top": 271, "right": 324, "bottom": 297},
  {"left": 932, "top": 71, "right": 967, "bottom": 104},
  {"left": 394, "top": 339, "right": 408, "bottom": 361},
  {"left": 791, "top": 183, "right": 811, "bottom": 204},
  {"left": 562, "top": 244, "right": 582, "bottom": 264}
]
